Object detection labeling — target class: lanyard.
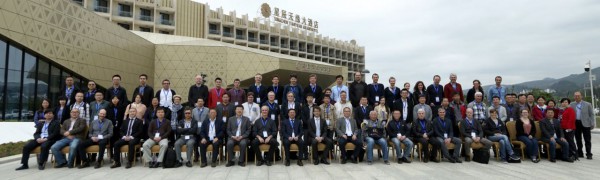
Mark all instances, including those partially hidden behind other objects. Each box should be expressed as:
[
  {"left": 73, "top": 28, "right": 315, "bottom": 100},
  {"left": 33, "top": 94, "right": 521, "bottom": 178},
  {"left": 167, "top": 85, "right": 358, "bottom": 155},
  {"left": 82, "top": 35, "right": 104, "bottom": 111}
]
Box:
[
  {"left": 362, "top": 106, "right": 366, "bottom": 114},
  {"left": 290, "top": 119, "right": 295, "bottom": 129},
  {"left": 216, "top": 88, "right": 222, "bottom": 98},
  {"left": 290, "top": 86, "right": 296, "bottom": 93},
  {"left": 419, "top": 120, "right": 426, "bottom": 133},
  {"left": 336, "top": 86, "right": 342, "bottom": 96},
  {"left": 311, "top": 85, "right": 316, "bottom": 93},
  {"left": 113, "top": 87, "right": 119, "bottom": 95},
  {"left": 95, "top": 103, "right": 100, "bottom": 111},
  {"left": 326, "top": 104, "right": 330, "bottom": 114},
  {"left": 391, "top": 87, "right": 397, "bottom": 96},
  {"left": 507, "top": 105, "right": 513, "bottom": 115},
  {"left": 433, "top": 85, "right": 439, "bottom": 93},
  {"left": 163, "top": 89, "right": 170, "bottom": 100},
  {"left": 466, "top": 119, "right": 474, "bottom": 128},
  {"left": 114, "top": 108, "right": 118, "bottom": 118},
  {"left": 236, "top": 119, "right": 241, "bottom": 127},
  {"left": 210, "top": 121, "right": 215, "bottom": 132},
  {"left": 66, "top": 86, "right": 73, "bottom": 96},
  {"left": 98, "top": 120, "right": 104, "bottom": 131},
  {"left": 139, "top": 86, "right": 145, "bottom": 94},
  {"left": 156, "top": 120, "right": 162, "bottom": 129},
  {"left": 373, "top": 84, "right": 379, "bottom": 92},
  {"left": 496, "top": 87, "right": 502, "bottom": 96},
  {"left": 43, "top": 122, "right": 50, "bottom": 132},
  {"left": 396, "top": 121, "right": 401, "bottom": 130},
  {"left": 261, "top": 117, "right": 268, "bottom": 127},
  {"left": 495, "top": 120, "right": 501, "bottom": 130},
  {"left": 256, "top": 85, "right": 261, "bottom": 93},
  {"left": 439, "top": 118, "right": 446, "bottom": 129},
  {"left": 234, "top": 89, "right": 239, "bottom": 96},
  {"left": 267, "top": 102, "right": 275, "bottom": 110},
  {"left": 272, "top": 86, "right": 277, "bottom": 94}
]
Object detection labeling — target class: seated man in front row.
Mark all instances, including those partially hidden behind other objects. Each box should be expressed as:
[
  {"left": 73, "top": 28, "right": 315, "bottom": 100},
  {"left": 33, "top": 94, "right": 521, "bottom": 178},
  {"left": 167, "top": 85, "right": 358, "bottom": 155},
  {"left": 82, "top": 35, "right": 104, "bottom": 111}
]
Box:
[
  {"left": 16, "top": 110, "right": 61, "bottom": 170},
  {"left": 199, "top": 109, "right": 225, "bottom": 168},
  {"left": 336, "top": 107, "right": 362, "bottom": 164},
  {"left": 281, "top": 109, "right": 305, "bottom": 166},
  {"left": 111, "top": 108, "right": 143, "bottom": 169},
  {"left": 252, "top": 106, "right": 279, "bottom": 166},
  {"left": 51, "top": 108, "right": 87, "bottom": 168},
  {"left": 307, "top": 106, "right": 333, "bottom": 165},
  {"left": 174, "top": 107, "right": 198, "bottom": 168},
  {"left": 226, "top": 105, "right": 251, "bottom": 167},
  {"left": 78, "top": 109, "right": 114, "bottom": 169},
  {"left": 142, "top": 107, "right": 172, "bottom": 168}
]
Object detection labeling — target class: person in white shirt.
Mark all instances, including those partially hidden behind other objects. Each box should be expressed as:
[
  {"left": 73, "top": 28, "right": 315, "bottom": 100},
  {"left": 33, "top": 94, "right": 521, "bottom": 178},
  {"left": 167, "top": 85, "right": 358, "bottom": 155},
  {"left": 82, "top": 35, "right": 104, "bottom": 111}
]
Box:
[
  {"left": 331, "top": 75, "right": 349, "bottom": 103},
  {"left": 334, "top": 91, "right": 353, "bottom": 119},
  {"left": 70, "top": 92, "right": 90, "bottom": 125},
  {"left": 242, "top": 92, "right": 260, "bottom": 124}
]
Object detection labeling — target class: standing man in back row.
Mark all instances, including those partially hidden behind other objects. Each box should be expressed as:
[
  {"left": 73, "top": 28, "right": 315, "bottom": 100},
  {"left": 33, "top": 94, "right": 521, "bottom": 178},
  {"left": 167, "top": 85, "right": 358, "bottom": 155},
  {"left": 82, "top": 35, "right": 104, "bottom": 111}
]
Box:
[
  {"left": 427, "top": 75, "right": 444, "bottom": 107},
  {"left": 570, "top": 91, "right": 595, "bottom": 159},
  {"left": 188, "top": 75, "right": 209, "bottom": 108},
  {"left": 488, "top": 76, "right": 507, "bottom": 105},
  {"left": 349, "top": 72, "right": 367, "bottom": 108}
]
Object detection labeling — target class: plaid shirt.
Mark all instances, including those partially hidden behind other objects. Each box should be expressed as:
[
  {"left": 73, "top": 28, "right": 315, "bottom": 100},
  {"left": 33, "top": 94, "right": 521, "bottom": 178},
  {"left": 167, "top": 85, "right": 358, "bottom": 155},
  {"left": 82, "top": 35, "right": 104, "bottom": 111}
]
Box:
[{"left": 468, "top": 101, "right": 488, "bottom": 123}]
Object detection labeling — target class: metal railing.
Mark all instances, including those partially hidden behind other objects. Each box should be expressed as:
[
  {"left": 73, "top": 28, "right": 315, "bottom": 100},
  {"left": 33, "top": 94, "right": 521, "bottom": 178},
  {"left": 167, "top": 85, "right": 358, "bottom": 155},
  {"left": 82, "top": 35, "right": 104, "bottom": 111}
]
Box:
[
  {"left": 139, "top": 15, "right": 153, "bottom": 21},
  {"left": 94, "top": 6, "right": 109, "bottom": 13},
  {"left": 160, "top": 19, "right": 173, "bottom": 26},
  {"left": 209, "top": 29, "right": 220, "bottom": 35}
]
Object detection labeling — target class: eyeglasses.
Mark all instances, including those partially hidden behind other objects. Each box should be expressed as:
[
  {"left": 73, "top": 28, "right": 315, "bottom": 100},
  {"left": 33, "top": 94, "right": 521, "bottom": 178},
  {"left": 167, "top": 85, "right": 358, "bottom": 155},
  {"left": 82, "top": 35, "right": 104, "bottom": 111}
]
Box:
[
  {"left": 163, "top": 83, "right": 170, "bottom": 85},
  {"left": 184, "top": 112, "right": 191, "bottom": 114},
  {"left": 88, "top": 84, "right": 95, "bottom": 86}
]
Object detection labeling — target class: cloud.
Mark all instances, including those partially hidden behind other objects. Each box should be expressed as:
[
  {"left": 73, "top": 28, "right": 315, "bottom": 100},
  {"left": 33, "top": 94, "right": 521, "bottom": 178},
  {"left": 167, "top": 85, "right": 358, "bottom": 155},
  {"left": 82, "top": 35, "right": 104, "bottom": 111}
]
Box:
[{"left": 196, "top": 0, "right": 600, "bottom": 88}]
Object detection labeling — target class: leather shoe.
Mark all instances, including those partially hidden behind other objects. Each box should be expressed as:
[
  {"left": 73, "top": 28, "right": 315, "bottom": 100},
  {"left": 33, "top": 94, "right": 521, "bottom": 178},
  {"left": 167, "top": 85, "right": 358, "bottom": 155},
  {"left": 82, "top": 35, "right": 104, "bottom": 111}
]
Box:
[
  {"left": 238, "top": 162, "right": 245, "bottom": 167},
  {"left": 401, "top": 157, "right": 412, "bottom": 163},
  {"left": 110, "top": 162, "right": 121, "bottom": 168},
  {"left": 78, "top": 162, "right": 90, "bottom": 169},
  {"left": 257, "top": 161, "right": 264, "bottom": 166},
  {"left": 200, "top": 162, "right": 208, "bottom": 168},
  {"left": 285, "top": 160, "right": 290, "bottom": 166},
  {"left": 313, "top": 160, "right": 319, "bottom": 165},
  {"left": 341, "top": 159, "right": 347, "bottom": 164},
  {"left": 297, "top": 160, "right": 303, "bottom": 166},
  {"left": 186, "top": 161, "right": 193, "bottom": 167},
  {"left": 351, "top": 159, "right": 358, "bottom": 164},
  {"left": 55, "top": 163, "right": 67, "bottom": 168},
  {"left": 38, "top": 163, "right": 45, "bottom": 170},
  {"left": 225, "top": 161, "right": 234, "bottom": 167},
  {"left": 94, "top": 163, "right": 101, "bottom": 169},
  {"left": 125, "top": 162, "right": 132, "bottom": 169},
  {"left": 211, "top": 162, "right": 217, "bottom": 167},
  {"left": 266, "top": 161, "right": 272, "bottom": 166},
  {"left": 15, "top": 165, "right": 28, "bottom": 171},
  {"left": 321, "top": 159, "right": 330, "bottom": 165}
]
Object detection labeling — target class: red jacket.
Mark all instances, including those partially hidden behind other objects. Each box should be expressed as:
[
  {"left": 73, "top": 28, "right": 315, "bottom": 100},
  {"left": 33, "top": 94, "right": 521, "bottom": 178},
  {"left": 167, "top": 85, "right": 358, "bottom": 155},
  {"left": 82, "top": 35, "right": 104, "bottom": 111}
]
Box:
[
  {"left": 207, "top": 88, "right": 226, "bottom": 109},
  {"left": 444, "top": 83, "right": 464, "bottom": 102},
  {"left": 532, "top": 105, "right": 546, "bottom": 121},
  {"left": 560, "top": 107, "right": 576, "bottom": 130}
]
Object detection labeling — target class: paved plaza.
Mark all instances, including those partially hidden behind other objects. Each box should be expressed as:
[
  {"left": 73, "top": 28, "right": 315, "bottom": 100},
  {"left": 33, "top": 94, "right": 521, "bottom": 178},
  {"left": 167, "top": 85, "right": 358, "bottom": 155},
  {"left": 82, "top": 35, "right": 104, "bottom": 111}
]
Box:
[{"left": 1, "top": 134, "right": 599, "bottom": 180}]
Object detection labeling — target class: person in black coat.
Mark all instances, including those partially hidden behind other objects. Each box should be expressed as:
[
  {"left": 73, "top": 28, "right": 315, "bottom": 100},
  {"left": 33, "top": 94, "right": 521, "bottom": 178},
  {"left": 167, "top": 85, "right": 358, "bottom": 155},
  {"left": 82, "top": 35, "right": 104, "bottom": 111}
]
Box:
[
  {"left": 252, "top": 106, "right": 279, "bottom": 166},
  {"left": 267, "top": 76, "right": 285, "bottom": 104},
  {"left": 59, "top": 76, "right": 81, "bottom": 107},
  {"left": 280, "top": 109, "right": 305, "bottom": 166},
  {"left": 466, "top": 79, "right": 484, "bottom": 104},
  {"left": 304, "top": 74, "right": 323, "bottom": 105},
  {"left": 305, "top": 106, "right": 332, "bottom": 164},
  {"left": 483, "top": 109, "right": 520, "bottom": 162},
  {"left": 111, "top": 108, "right": 144, "bottom": 168},
  {"left": 354, "top": 97, "right": 372, "bottom": 127},
  {"left": 106, "top": 95, "right": 126, "bottom": 158},
  {"left": 349, "top": 72, "right": 368, "bottom": 108},
  {"left": 432, "top": 108, "right": 462, "bottom": 163},
  {"left": 105, "top": 75, "right": 129, "bottom": 106},
  {"left": 392, "top": 89, "right": 414, "bottom": 123},
  {"left": 132, "top": 74, "right": 154, "bottom": 108},
  {"left": 248, "top": 73, "right": 268, "bottom": 104},
  {"left": 199, "top": 109, "right": 226, "bottom": 167},
  {"left": 16, "top": 110, "right": 61, "bottom": 170},
  {"left": 386, "top": 110, "right": 413, "bottom": 163},
  {"left": 366, "top": 73, "right": 385, "bottom": 106},
  {"left": 188, "top": 75, "right": 209, "bottom": 107},
  {"left": 539, "top": 110, "right": 572, "bottom": 162},
  {"left": 412, "top": 109, "right": 438, "bottom": 162},
  {"left": 384, "top": 77, "right": 401, "bottom": 109},
  {"left": 54, "top": 96, "right": 70, "bottom": 124}
]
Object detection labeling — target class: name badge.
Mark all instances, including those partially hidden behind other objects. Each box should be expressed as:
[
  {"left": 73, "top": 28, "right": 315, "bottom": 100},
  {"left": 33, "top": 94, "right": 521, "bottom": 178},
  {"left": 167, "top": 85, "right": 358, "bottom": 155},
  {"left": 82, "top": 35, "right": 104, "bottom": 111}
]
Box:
[
  {"left": 198, "top": 122, "right": 202, "bottom": 128},
  {"left": 397, "top": 133, "right": 402, "bottom": 137},
  {"left": 98, "top": 134, "right": 104, "bottom": 139},
  {"left": 263, "top": 131, "right": 268, "bottom": 137},
  {"left": 444, "top": 133, "right": 448, "bottom": 139},
  {"left": 346, "top": 132, "right": 352, "bottom": 136},
  {"left": 236, "top": 130, "right": 240, "bottom": 137},
  {"left": 553, "top": 134, "right": 557, "bottom": 139},
  {"left": 257, "top": 98, "right": 261, "bottom": 103},
  {"left": 155, "top": 133, "right": 160, "bottom": 138},
  {"left": 235, "top": 102, "right": 239, "bottom": 106},
  {"left": 435, "top": 97, "right": 440, "bottom": 102},
  {"left": 94, "top": 116, "right": 98, "bottom": 120},
  {"left": 326, "top": 119, "right": 331, "bottom": 126},
  {"left": 292, "top": 132, "right": 295, "bottom": 138},
  {"left": 271, "top": 114, "right": 275, "bottom": 120},
  {"left": 217, "top": 102, "right": 221, "bottom": 105},
  {"left": 510, "top": 118, "right": 514, "bottom": 121},
  {"left": 312, "top": 98, "right": 316, "bottom": 103},
  {"left": 222, "top": 117, "right": 227, "bottom": 122},
  {"left": 375, "top": 96, "right": 380, "bottom": 102},
  {"left": 471, "top": 132, "right": 476, "bottom": 138},
  {"left": 185, "top": 135, "right": 190, "bottom": 140},
  {"left": 275, "top": 100, "right": 278, "bottom": 104}
]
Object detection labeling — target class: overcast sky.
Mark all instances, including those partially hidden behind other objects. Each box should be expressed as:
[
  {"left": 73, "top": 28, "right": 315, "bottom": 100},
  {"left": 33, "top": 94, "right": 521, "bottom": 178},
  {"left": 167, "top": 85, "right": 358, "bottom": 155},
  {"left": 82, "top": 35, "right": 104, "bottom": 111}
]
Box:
[{"left": 197, "top": 0, "right": 600, "bottom": 88}]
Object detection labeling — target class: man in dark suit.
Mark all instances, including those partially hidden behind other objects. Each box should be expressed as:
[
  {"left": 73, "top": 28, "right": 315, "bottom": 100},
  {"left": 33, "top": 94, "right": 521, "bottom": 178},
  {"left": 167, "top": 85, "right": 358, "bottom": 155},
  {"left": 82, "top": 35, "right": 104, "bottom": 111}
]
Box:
[
  {"left": 105, "top": 74, "right": 129, "bottom": 106},
  {"left": 432, "top": 108, "right": 462, "bottom": 163},
  {"left": 427, "top": 75, "right": 444, "bottom": 107},
  {"left": 336, "top": 107, "right": 362, "bottom": 164},
  {"left": 16, "top": 110, "right": 61, "bottom": 170},
  {"left": 111, "top": 108, "right": 143, "bottom": 169},
  {"left": 393, "top": 89, "right": 414, "bottom": 123},
  {"left": 366, "top": 73, "right": 385, "bottom": 106},
  {"left": 249, "top": 73, "right": 268, "bottom": 104},
  {"left": 281, "top": 109, "right": 305, "bottom": 166},
  {"left": 283, "top": 74, "right": 304, "bottom": 104},
  {"left": 59, "top": 76, "right": 81, "bottom": 107},
  {"left": 266, "top": 75, "right": 284, "bottom": 104},
  {"left": 133, "top": 74, "right": 154, "bottom": 108},
  {"left": 188, "top": 75, "right": 209, "bottom": 107},
  {"left": 349, "top": 72, "right": 367, "bottom": 108},
  {"left": 354, "top": 97, "right": 372, "bottom": 127},
  {"left": 216, "top": 94, "right": 236, "bottom": 123},
  {"left": 412, "top": 109, "right": 438, "bottom": 163},
  {"left": 384, "top": 77, "right": 401, "bottom": 109},
  {"left": 306, "top": 106, "right": 332, "bottom": 165},
  {"left": 226, "top": 105, "right": 251, "bottom": 167},
  {"left": 304, "top": 74, "right": 323, "bottom": 105},
  {"left": 199, "top": 109, "right": 226, "bottom": 168},
  {"left": 386, "top": 110, "right": 413, "bottom": 164},
  {"left": 540, "top": 110, "right": 572, "bottom": 162},
  {"left": 252, "top": 106, "right": 279, "bottom": 166}
]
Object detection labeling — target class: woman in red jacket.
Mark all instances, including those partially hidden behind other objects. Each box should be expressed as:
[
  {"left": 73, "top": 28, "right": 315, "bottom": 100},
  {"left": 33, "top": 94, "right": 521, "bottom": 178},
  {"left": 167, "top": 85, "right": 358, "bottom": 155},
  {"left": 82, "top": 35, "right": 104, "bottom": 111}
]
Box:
[
  {"left": 559, "top": 98, "right": 577, "bottom": 160},
  {"left": 531, "top": 96, "right": 547, "bottom": 121}
]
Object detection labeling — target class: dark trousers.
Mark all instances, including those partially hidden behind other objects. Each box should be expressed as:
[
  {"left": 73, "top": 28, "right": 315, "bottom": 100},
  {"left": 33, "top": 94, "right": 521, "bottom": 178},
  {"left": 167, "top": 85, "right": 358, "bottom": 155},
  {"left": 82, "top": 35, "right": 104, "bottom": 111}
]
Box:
[
  {"left": 252, "top": 138, "right": 278, "bottom": 162},
  {"left": 415, "top": 137, "right": 438, "bottom": 160},
  {"left": 283, "top": 138, "right": 305, "bottom": 161},
  {"left": 542, "top": 139, "right": 569, "bottom": 160},
  {"left": 310, "top": 137, "right": 333, "bottom": 161},
  {"left": 112, "top": 138, "right": 140, "bottom": 163},
  {"left": 199, "top": 139, "right": 222, "bottom": 163},
  {"left": 575, "top": 120, "right": 593, "bottom": 156},
  {"left": 21, "top": 140, "right": 54, "bottom": 166},
  {"left": 79, "top": 139, "right": 109, "bottom": 163},
  {"left": 563, "top": 130, "right": 577, "bottom": 157},
  {"left": 337, "top": 137, "right": 362, "bottom": 160}
]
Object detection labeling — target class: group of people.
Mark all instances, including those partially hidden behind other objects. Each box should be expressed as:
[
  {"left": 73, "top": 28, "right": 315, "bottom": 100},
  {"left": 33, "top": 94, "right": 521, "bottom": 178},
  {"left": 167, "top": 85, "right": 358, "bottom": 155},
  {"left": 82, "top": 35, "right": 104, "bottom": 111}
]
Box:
[{"left": 15, "top": 72, "right": 595, "bottom": 171}]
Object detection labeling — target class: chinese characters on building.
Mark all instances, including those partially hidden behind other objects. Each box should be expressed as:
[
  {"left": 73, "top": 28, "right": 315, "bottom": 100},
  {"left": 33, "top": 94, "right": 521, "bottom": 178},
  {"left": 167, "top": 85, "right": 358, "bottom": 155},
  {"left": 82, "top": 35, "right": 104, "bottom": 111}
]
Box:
[{"left": 272, "top": 7, "right": 319, "bottom": 32}]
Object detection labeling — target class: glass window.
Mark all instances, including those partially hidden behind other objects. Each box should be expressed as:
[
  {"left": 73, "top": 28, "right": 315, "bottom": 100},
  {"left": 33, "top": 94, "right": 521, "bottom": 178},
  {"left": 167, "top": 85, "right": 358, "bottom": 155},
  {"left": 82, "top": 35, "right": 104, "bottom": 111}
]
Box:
[
  {"left": 22, "top": 53, "right": 36, "bottom": 121},
  {"left": 49, "top": 65, "right": 60, "bottom": 107},
  {"left": 0, "top": 40, "right": 6, "bottom": 120},
  {"left": 36, "top": 60, "right": 49, "bottom": 110},
  {"left": 6, "top": 45, "right": 23, "bottom": 121}
]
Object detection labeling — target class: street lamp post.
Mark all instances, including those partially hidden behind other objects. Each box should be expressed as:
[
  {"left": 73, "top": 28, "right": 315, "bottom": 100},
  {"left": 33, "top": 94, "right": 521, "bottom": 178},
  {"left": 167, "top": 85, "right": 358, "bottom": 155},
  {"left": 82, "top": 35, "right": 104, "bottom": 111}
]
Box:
[{"left": 585, "top": 61, "right": 596, "bottom": 128}]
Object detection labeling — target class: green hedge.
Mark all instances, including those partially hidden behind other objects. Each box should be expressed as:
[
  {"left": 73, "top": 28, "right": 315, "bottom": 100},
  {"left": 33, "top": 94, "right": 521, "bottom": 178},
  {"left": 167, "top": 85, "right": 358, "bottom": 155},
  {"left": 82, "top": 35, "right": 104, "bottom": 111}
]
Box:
[{"left": 0, "top": 141, "right": 27, "bottom": 158}]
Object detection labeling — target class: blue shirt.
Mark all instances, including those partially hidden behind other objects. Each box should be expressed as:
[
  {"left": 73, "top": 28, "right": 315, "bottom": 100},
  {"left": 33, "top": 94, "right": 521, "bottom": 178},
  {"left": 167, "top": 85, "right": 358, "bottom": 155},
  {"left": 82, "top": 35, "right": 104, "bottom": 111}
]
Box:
[
  {"left": 488, "top": 86, "right": 506, "bottom": 105},
  {"left": 331, "top": 85, "right": 349, "bottom": 102}
]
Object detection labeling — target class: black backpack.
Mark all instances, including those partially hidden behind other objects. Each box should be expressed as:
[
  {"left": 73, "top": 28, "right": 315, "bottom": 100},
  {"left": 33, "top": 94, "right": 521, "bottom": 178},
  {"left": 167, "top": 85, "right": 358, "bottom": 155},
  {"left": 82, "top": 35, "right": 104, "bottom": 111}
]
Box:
[
  {"left": 162, "top": 147, "right": 177, "bottom": 168},
  {"left": 472, "top": 149, "right": 490, "bottom": 164}
]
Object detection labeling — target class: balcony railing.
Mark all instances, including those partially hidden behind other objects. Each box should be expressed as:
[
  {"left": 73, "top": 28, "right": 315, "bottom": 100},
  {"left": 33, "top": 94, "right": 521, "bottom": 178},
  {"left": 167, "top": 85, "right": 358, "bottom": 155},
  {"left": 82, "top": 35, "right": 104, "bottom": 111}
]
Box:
[
  {"left": 281, "top": 44, "right": 288, "bottom": 48},
  {"left": 260, "top": 40, "right": 268, "bottom": 44},
  {"left": 270, "top": 42, "right": 278, "bottom": 46},
  {"left": 209, "top": 29, "right": 220, "bottom": 35},
  {"left": 236, "top": 35, "right": 246, "bottom": 40},
  {"left": 160, "top": 19, "right": 173, "bottom": 26},
  {"left": 139, "top": 15, "right": 153, "bottom": 22},
  {"left": 117, "top": 11, "right": 132, "bottom": 17},
  {"left": 223, "top": 31, "right": 233, "bottom": 37},
  {"left": 94, "top": 6, "right": 109, "bottom": 13},
  {"left": 248, "top": 37, "right": 257, "bottom": 42}
]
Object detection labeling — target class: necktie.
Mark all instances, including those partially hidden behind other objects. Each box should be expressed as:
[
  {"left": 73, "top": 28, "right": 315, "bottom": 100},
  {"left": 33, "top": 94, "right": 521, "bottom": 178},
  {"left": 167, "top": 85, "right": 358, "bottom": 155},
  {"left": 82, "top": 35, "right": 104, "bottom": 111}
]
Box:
[{"left": 127, "top": 119, "right": 134, "bottom": 136}]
